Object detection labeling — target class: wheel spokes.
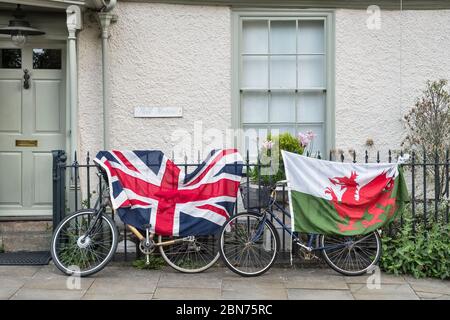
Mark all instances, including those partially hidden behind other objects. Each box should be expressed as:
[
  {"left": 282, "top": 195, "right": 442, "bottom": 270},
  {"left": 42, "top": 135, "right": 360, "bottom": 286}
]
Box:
[
  {"left": 322, "top": 233, "right": 379, "bottom": 273},
  {"left": 54, "top": 213, "right": 115, "bottom": 272},
  {"left": 221, "top": 215, "right": 277, "bottom": 275}
]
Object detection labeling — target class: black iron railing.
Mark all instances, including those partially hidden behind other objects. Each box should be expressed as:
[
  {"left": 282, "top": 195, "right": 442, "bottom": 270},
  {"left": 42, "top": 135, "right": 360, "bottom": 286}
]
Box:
[{"left": 52, "top": 149, "right": 450, "bottom": 260}]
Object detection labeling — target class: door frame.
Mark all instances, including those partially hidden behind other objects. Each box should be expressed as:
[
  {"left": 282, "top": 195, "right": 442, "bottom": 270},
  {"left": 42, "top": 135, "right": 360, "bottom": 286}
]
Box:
[{"left": 0, "top": 38, "right": 68, "bottom": 218}]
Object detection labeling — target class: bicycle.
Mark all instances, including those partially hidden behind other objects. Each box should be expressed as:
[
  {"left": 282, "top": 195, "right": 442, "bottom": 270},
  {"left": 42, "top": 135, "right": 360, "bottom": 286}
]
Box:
[
  {"left": 219, "top": 181, "right": 382, "bottom": 277},
  {"left": 51, "top": 166, "right": 220, "bottom": 277}
]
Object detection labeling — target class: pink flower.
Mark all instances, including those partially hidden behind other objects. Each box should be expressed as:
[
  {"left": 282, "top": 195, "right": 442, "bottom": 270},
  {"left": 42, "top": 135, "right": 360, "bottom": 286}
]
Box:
[
  {"left": 306, "top": 130, "right": 317, "bottom": 139},
  {"left": 262, "top": 140, "right": 273, "bottom": 150},
  {"left": 298, "top": 132, "right": 311, "bottom": 147}
]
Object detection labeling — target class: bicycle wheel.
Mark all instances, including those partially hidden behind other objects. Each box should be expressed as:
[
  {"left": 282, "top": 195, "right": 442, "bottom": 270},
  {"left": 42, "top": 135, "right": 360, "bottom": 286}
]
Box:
[
  {"left": 51, "top": 210, "right": 118, "bottom": 277},
  {"left": 158, "top": 234, "right": 220, "bottom": 273},
  {"left": 219, "top": 212, "right": 279, "bottom": 277},
  {"left": 320, "top": 231, "right": 382, "bottom": 276}
]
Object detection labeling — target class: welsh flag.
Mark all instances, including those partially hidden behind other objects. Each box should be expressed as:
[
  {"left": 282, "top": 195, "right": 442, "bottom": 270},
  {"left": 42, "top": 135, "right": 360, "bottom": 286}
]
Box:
[{"left": 282, "top": 151, "right": 408, "bottom": 235}]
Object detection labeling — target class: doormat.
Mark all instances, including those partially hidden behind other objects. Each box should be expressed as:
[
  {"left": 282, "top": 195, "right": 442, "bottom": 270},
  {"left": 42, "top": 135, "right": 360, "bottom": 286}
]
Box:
[{"left": 0, "top": 251, "right": 51, "bottom": 265}]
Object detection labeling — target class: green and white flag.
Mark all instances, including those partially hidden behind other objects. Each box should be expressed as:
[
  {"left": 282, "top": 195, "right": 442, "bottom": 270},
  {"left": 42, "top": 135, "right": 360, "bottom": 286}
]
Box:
[{"left": 282, "top": 151, "right": 408, "bottom": 235}]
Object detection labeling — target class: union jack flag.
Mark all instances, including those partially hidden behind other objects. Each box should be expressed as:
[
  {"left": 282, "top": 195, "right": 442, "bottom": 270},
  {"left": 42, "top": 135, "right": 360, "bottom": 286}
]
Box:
[{"left": 94, "top": 149, "right": 243, "bottom": 236}]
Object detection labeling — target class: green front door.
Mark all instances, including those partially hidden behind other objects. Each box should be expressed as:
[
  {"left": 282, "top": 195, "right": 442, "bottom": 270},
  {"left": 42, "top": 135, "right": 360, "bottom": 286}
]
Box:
[{"left": 0, "top": 42, "right": 66, "bottom": 217}]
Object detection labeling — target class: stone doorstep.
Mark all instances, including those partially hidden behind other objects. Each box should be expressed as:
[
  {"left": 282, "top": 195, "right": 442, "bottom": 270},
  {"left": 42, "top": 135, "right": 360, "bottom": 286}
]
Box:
[
  {"left": 0, "top": 220, "right": 53, "bottom": 252},
  {"left": 1, "top": 234, "right": 51, "bottom": 252},
  {"left": 0, "top": 221, "right": 52, "bottom": 233}
]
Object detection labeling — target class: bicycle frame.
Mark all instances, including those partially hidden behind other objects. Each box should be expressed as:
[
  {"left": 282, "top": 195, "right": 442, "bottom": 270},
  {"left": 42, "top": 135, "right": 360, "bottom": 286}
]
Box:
[
  {"left": 251, "top": 193, "right": 351, "bottom": 252},
  {"left": 83, "top": 176, "right": 198, "bottom": 249},
  {"left": 126, "top": 224, "right": 197, "bottom": 247}
]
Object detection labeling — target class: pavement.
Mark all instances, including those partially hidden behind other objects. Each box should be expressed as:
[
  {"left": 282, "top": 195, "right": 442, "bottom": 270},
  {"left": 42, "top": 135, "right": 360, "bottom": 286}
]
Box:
[{"left": 0, "top": 262, "right": 449, "bottom": 300}]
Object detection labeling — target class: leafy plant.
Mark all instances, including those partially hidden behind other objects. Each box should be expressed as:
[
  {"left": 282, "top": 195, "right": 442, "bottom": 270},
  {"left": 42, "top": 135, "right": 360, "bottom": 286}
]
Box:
[
  {"left": 58, "top": 232, "right": 99, "bottom": 270},
  {"left": 402, "top": 79, "right": 450, "bottom": 195},
  {"left": 250, "top": 132, "right": 304, "bottom": 185},
  {"left": 380, "top": 203, "right": 450, "bottom": 279},
  {"left": 0, "top": 242, "right": 4, "bottom": 253},
  {"left": 132, "top": 256, "right": 166, "bottom": 270},
  {"left": 81, "top": 192, "right": 97, "bottom": 209},
  {"left": 57, "top": 217, "right": 108, "bottom": 269}
]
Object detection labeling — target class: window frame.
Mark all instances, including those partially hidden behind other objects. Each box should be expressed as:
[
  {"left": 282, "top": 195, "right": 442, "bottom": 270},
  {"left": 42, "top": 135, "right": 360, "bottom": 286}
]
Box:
[{"left": 232, "top": 9, "right": 335, "bottom": 155}]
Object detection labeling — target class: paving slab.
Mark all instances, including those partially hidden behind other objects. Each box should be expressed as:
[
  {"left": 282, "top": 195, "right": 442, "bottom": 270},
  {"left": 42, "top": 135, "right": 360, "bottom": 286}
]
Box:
[
  {"left": 158, "top": 272, "right": 223, "bottom": 289},
  {"left": 1, "top": 265, "right": 448, "bottom": 300},
  {"left": 415, "top": 291, "right": 450, "bottom": 300},
  {"left": 11, "top": 288, "right": 86, "bottom": 300},
  {"left": 0, "top": 277, "right": 28, "bottom": 288},
  {"left": 0, "top": 287, "right": 20, "bottom": 300},
  {"left": 0, "top": 265, "right": 41, "bottom": 277},
  {"left": 287, "top": 288, "right": 354, "bottom": 300},
  {"left": 222, "top": 287, "right": 288, "bottom": 300},
  {"left": 284, "top": 274, "right": 348, "bottom": 290},
  {"left": 349, "top": 283, "right": 419, "bottom": 300},
  {"left": 223, "top": 277, "right": 286, "bottom": 290},
  {"left": 222, "top": 274, "right": 287, "bottom": 284},
  {"left": 82, "top": 293, "right": 153, "bottom": 300},
  {"left": 94, "top": 266, "right": 163, "bottom": 279},
  {"left": 24, "top": 267, "right": 95, "bottom": 290},
  {"left": 87, "top": 276, "right": 159, "bottom": 294},
  {"left": 344, "top": 272, "right": 406, "bottom": 285},
  {"left": 153, "top": 287, "right": 221, "bottom": 300},
  {"left": 404, "top": 276, "right": 450, "bottom": 295},
  {"left": 222, "top": 279, "right": 288, "bottom": 300}
]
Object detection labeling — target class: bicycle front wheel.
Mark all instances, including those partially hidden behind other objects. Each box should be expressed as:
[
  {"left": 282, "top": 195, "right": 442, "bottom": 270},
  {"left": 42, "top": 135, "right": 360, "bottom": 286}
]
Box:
[
  {"left": 219, "top": 212, "right": 279, "bottom": 277},
  {"left": 158, "top": 234, "right": 220, "bottom": 273},
  {"left": 51, "top": 210, "right": 118, "bottom": 277},
  {"left": 320, "top": 231, "right": 382, "bottom": 276}
]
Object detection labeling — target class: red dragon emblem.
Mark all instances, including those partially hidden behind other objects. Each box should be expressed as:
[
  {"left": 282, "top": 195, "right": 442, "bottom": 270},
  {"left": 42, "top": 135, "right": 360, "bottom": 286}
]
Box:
[{"left": 324, "top": 171, "right": 397, "bottom": 232}]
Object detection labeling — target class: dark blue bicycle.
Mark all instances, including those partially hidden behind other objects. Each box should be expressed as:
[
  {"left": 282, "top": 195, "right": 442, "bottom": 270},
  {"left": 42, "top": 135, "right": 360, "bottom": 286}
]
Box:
[{"left": 219, "top": 181, "right": 382, "bottom": 277}]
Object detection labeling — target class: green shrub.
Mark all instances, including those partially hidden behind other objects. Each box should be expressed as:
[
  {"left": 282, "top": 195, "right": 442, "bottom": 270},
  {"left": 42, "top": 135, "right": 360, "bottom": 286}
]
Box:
[
  {"left": 380, "top": 203, "right": 450, "bottom": 279},
  {"left": 250, "top": 132, "right": 304, "bottom": 185},
  {"left": 132, "top": 256, "right": 166, "bottom": 270}
]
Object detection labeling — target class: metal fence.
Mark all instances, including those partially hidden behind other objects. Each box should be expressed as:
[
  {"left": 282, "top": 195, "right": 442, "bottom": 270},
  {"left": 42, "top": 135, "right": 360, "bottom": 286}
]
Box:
[{"left": 52, "top": 148, "right": 449, "bottom": 260}]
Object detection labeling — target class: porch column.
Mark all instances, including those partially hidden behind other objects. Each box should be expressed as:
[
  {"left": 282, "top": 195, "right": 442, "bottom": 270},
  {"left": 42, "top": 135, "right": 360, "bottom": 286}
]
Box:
[
  {"left": 97, "top": 12, "right": 117, "bottom": 150},
  {"left": 66, "top": 5, "right": 82, "bottom": 160}
]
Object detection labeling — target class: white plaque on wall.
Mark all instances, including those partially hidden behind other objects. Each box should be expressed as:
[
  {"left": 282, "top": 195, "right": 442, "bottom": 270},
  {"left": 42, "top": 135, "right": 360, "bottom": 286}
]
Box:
[{"left": 134, "top": 106, "right": 183, "bottom": 118}]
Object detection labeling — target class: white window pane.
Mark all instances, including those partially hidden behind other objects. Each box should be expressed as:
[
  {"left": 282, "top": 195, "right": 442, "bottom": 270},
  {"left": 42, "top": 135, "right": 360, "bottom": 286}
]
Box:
[
  {"left": 242, "top": 56, "right": 268, "bottom": 88},
  {"left": 297, "top": 124, "right": 324, "bottom": 155},
  {"left": 270, "top": 125, "right": 295, "bottom": 136},
  {"left": 297, "top": 92, "right": 325, "bottom": 122},
  {"left": 298, "top": 20, "right": 324, "bottom": 54},
  {"left": 243, "top": 20, "right": 268, "bottom": 54},
  {"left": 270, "top": 56, "right": 296, "bottom": 89},
  {"left": 243, "top": 126, "right": 268, "bottom": 160},
  {"left": 270, "top": 20, "right": 296, "bottom": 54},
  {"left": 298, "top": 55, "right": 324, "bottom": 88},
  {"left": 242, "top": 92, "right": 268, "bottom": 123},
  {"left": 270, "top": 93, "right": 295, "bottom": 123}
]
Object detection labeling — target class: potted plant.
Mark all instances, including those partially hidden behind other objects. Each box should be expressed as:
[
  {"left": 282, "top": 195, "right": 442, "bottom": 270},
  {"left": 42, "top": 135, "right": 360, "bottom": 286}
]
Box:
[{"left": 242, "top": 131, "right": 315, "bottom": 209}]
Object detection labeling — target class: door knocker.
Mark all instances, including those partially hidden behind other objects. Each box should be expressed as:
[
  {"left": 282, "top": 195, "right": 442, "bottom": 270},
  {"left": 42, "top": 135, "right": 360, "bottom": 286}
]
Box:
[{"left": 23, "top": 69, "right": 30, "bottom": 89}]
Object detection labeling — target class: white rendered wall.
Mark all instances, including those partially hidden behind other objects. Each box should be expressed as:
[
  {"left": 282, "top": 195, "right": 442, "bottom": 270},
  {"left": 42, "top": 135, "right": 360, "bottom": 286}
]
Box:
[
  {"left": 335, "top": 9, "right": 450, "bottom": 161},
  {"left": 77, "top": 5, "right": 450, "bottom": 162},
  {"left": 78, "top": 2, "right": 232, "bottom": 162}
]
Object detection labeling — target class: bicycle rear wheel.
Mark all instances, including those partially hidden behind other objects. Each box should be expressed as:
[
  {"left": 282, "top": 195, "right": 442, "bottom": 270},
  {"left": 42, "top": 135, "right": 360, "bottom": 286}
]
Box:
[
  {"left": 51, "top": 210, "right": 118, "bottom": 277},
  {"left": 320, "top": 231, "right": 381, "bottom": 276},
  {"left": 219, "top": 212, "right": 279, "bottom": 277},
  {"left": 158, "top": 234, "right": 219, "bottom": 273}
]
